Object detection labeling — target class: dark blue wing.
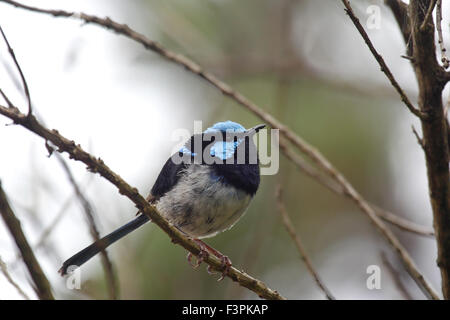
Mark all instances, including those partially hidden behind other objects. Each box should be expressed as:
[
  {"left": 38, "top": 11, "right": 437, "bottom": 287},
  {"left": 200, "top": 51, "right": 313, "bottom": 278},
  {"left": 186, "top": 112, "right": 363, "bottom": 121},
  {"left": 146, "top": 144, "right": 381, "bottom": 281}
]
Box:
[{"left": 150, "top": 155, "right": 187, "bottom": 199}]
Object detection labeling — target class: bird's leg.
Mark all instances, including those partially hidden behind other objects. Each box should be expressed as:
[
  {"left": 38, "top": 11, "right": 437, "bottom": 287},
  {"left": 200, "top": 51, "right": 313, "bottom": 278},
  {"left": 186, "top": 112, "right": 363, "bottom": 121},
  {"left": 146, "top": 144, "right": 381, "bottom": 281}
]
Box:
[
  {"left": 194, "top": 239, "right": 232, "bottom": 281},
  {"left": 186, "top": 240, "right": 209, "bottom": 269}
]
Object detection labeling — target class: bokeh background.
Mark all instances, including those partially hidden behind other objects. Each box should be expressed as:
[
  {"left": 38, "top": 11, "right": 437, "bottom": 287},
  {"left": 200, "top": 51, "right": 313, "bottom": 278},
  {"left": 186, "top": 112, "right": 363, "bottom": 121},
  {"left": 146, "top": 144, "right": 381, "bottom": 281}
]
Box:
[{"left": 0, "top": 0, "right": 449, "bottom": 299}]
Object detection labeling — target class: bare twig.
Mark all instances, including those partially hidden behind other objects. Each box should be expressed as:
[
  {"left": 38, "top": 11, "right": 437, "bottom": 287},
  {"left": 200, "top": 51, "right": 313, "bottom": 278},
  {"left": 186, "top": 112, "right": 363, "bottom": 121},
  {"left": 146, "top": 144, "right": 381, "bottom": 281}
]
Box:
[
  {"left": 0, "top": 180, "right": 54, "bottom": 300},
  {"left": 341, "top": 0, "right": 426, "bottom": 119},
  {"left": 419, "top": 0, "right": 437, "bottom": 31},
  {"left": 0, "top": 0, "right": 438, "bottom": 299},
  {"left": 34, "top": 195, "right": 73, "bottom": 251},
  {"left": 380, "top": 252, "right": 413, "bottom": 300},
  {"left": 0, "top": 255, "right": 30, "bottom": 299},
  {"left": 55, "top": 153, "right": 118, "bottom": 300},
  {"left": 0, "top": 88, "right": 14, "bottom": 108},
  {"left": 275, "top": 184, "right": 335, "bottom": 300},
  {"left": 280, "top": 138, "right": 434, "bottom": 237},
  {"left": 412, "top": 125, "right": 426, "bottom": 151},
  {"left": 0, "top": 104, "right": 285, "bottom": 300},
  {"left": 0, "top": 24, "right": 31, "bottom": 115},
  {"left": 436, "top": 0, "right": 449, "bottom": 69}
]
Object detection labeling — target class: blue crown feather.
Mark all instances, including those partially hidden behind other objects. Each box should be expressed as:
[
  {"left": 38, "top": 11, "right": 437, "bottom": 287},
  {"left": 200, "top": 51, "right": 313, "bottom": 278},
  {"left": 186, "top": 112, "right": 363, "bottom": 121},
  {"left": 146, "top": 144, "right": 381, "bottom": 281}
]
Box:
[
  {"left": 204, "top": 121, "right": 246, "bottom": 134},
  {"left": 180, "top": 121, "right": 246, "bottom": 158}
]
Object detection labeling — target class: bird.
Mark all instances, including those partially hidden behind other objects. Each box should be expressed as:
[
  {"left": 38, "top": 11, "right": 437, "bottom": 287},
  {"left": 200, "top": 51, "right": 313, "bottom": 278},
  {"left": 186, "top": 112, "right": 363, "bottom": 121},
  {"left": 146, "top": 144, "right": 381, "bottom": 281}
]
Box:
[{"left": 59, "top": 120, "right": 266, "bottom": 278}]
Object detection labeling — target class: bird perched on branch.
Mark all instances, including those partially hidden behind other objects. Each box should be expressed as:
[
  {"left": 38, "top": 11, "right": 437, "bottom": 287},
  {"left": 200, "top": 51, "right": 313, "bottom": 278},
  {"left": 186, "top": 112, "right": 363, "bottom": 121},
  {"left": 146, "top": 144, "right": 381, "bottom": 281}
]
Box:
[{"left": 59, "top": 121, "right": 265, "bottom": 278}]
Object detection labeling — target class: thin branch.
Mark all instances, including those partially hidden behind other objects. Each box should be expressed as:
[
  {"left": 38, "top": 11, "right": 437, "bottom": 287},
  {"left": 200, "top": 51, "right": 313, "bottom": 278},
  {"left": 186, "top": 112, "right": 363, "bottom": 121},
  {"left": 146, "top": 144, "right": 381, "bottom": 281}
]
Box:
[
  {"left": 280, "top": 138, "right": 435, "bottom": 237},
  {"left": 34, "top": 188, "right": 78, "bottom": 250},
  {"left": 0, "top": 255, "right": 30, "bottom": 299},
  {"left": 341, "top": 0, "right": 426, "bottom": 119},
  {"left": 0, "top": 104, "right": 285, "bottom": 300},
  {"left": 54, "top": 152, "right": 118, "bottom": 300},
  {"left": 0, "top": 24, "right": 31, "bottom": 115},
  {"left": 0, "top": 88, "right": 14, "bottom": 108},
  {"left": 380, "top": 252, "right": 413, "bottom": 300},
  {"left": 412, "top": 125, "right": 426, "bottom": 151},
  {"left": 419, "top": 0, "right": 437, "bottom": 31},
  {"left": 275, "top": 184, "right": 335, "bottom": 300},
  {"left": 0, "top": 180, "right": 54, "bottom": 300},
  {"left": 436, "top": 0, "right": 449, "bottom": 69},
  {"left": 372, "top": 204, "right": 434, "bottom": 237},
  {"left": 0, "top": 0, "right": 438, "bottom": 299}
]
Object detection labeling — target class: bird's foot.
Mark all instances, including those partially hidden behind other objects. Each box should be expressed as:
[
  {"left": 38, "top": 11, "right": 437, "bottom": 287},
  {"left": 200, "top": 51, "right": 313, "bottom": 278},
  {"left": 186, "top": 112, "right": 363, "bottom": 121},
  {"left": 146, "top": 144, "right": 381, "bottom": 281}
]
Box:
[
  {"left": 192, "top": 239, "right": 232, "bottom": 281},
  {"left": 187, "top": 241, "right": 209, "bottom": 269},
  {"left": 216, "top": 255, "right": 232, "bottom": 282}
]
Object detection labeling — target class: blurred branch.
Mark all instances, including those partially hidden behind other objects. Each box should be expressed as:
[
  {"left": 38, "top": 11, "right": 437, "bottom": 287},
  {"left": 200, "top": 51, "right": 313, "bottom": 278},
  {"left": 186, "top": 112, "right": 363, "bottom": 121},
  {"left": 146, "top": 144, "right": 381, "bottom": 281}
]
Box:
[
  {"left": 0, "top": 17, "right": 118, "bottom": 298},
  {"left": 34, "top": 193, "right": 73, "bottom": 251},
  {"left": 0, "top": 25, "right": 31, "bottom": 115},
  {"left": 0, "top": 0, "right": 438, "bottom": 299},
  {"left": 384, "top": 0, "right": 411, "bottom": 55},
  {"left": 380, "top": 252, "right": 413, "bottom": 300},
  {"left": 419, "top": 0, "right": 437, "bottom": 31},
  {"left": 0, "top": 104, "right": 285, "bottom": 300},
  {"left": 408, "top": 0, "right": 450, "bottom": 299},
  {"left": 436, "top": 0, "right": 449, "bottom": 69},
  {"left": 0, "top": 255, "right": 30, "bottom": 299},
  {"left": 341, "top": 0, "right": 426, "bottom": 119},
  {"left": 279, "top": 137, "right": 434, "bottom": 237},
  {"left": 343, "top": 0, "right": 450, "bottom": 300},
  {"left": 0, "top": 181, "right": 54, "bottom": 300},
  {"left": 275, "top": 184, "right": 335, "bottom": 300},
  {"left": 54, "top": 152, "right": 118, "bottom": 300}
]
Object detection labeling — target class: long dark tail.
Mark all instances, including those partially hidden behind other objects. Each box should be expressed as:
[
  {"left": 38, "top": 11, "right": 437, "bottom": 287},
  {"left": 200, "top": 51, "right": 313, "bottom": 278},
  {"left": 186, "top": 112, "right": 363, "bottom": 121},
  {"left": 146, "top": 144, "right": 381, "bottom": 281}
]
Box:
[{"left": 59, "top": 214, "right": 150, "bottom": 275}]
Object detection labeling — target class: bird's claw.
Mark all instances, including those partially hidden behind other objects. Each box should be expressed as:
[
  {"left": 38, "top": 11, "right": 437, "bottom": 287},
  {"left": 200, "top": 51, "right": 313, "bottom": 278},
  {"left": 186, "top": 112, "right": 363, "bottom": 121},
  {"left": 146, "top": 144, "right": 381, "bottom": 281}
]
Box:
[
  {"left": 186, "top": 244, "right": 209, "bottom": 269},
  {"left": 206, "top": 255, "right": 232, "bottom": 281},
  {"left": 217, "top": 255, "right": 232, "bottom": 282}
]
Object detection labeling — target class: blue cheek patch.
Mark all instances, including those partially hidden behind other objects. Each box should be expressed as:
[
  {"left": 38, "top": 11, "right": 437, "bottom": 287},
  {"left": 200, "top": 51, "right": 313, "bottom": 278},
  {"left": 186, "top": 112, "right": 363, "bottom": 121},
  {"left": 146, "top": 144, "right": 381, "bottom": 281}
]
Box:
[
  {"left": 210, "top": 140, "right": 240, "bottom": 160},
  {"left": 180, "top": 146, "right": 197, "bottom": 156}
]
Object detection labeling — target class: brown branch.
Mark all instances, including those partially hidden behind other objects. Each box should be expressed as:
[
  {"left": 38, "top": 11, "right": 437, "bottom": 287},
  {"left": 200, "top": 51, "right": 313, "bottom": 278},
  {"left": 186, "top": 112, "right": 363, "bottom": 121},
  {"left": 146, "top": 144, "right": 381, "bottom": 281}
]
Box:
[
  {"left": 0, "top": 181, "right": 54, "bottom": 300},
  {"left": 0, "top": 25, "right": 32, "bottom": 115},
  {"left": 0, "top": 104, "right": 285, "bottom": 300},
  {"left": 435, "top": 0, "right": 449, "bottom": 69},
  {"left": 385, "top": 0, "right": 412, "bottom": 56},
  {"left": 0, "top": 0, "right": 438, "bottom": 299},
  {"left": 412, "top": 125, "right": 426, "bottom": 151},
  {"left": 419, "top": 0, "right": 437, "bottom": 31},
  {"left": 341, "top": 0, "right": 426, "bottom": 119},
  {"left": 280, "top": 138, "right": 434, "bottom": 237},
  {"left": 408, "top": 0, "right": 450, "bottom": 299},
  {"left": 54, "top": 152, "right": 118, "bottom": 300},
  {"left": 0, "top": 88, "right": 14, "bottom": 108},
  {"left": 0, "top": 255, "right": 30, "bottom": 299},
  {"left": 275, "top": 185, "right": 335, "bottom": 300}
]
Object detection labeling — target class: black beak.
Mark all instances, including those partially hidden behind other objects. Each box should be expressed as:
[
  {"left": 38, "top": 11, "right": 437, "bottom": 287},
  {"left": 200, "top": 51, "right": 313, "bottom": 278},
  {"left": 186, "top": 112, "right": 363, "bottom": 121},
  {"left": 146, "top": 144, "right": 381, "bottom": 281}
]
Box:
[{"left": 246, "top": 124, "right": 266, "bottom": 136}]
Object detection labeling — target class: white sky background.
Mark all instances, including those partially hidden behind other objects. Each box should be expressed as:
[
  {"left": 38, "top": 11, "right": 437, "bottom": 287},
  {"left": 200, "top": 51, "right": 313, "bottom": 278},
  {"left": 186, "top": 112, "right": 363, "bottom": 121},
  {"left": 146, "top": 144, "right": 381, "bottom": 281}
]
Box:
[{"left": 0, "top": 0, "right": 448, "bottom": 299}]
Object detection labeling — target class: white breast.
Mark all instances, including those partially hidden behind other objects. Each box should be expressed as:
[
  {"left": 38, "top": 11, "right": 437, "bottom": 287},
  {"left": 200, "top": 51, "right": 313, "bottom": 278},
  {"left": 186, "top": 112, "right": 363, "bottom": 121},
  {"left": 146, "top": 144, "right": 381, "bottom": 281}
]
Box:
[{"left": 156, "top": 165, "right": 252, "bottom": 238}]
